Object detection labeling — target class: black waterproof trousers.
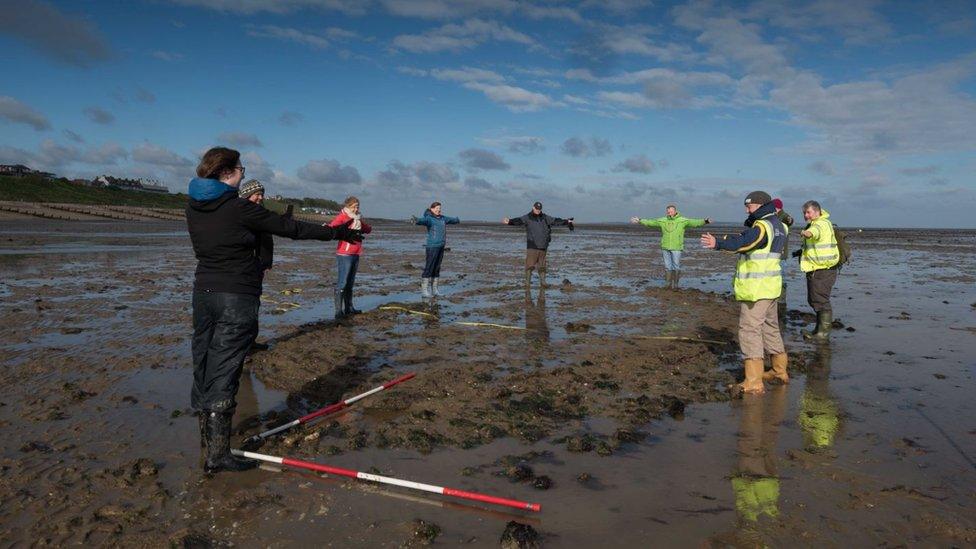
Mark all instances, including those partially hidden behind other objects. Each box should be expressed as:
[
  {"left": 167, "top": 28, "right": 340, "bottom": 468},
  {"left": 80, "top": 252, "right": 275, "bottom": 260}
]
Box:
[
  {"left": 191, "top": 290, "right": 259, "bottom": 413},
  {"left": 422, "top": 246, "right": 445, "bottom": 278}
]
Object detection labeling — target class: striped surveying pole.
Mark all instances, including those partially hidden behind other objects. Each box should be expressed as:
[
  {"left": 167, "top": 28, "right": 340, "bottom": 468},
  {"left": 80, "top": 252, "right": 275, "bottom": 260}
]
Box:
[
  {"left": 233, "top": 449, "right": 542, "bottom": 512},
  {"left": 243, "top": 372, "right": 416, "bottom": 444}
]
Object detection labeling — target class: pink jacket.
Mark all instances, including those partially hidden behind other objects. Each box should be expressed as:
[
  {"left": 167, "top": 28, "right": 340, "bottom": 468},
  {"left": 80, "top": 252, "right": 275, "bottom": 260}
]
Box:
[{"left": 328, "top": 210, "right": 372, "bottom": 255}]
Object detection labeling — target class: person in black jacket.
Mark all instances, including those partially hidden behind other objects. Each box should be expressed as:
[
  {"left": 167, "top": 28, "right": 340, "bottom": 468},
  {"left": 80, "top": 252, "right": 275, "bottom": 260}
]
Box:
[
  {"left": 503, "top": 201, "right": 574, "bottom": 288},
  {"left": 186, "top": 147, "right": 360, "bottom": 473},
  {"left": 239, "top": 179, "right": 273, "bottom": 351}
]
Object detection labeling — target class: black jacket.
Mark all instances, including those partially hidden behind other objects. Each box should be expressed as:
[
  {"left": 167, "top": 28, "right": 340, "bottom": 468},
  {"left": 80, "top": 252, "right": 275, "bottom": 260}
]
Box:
[
  {"left": 507, "top": 212, "right": 572, "bottom": 250},
  {"left": 187, "top": 193, "right": 340, "bottom": 295}
]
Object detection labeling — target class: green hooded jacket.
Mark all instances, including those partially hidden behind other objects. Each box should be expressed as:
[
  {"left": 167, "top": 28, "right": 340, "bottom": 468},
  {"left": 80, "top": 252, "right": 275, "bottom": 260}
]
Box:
[{"left": 638, "top": 213, "right": 707, "bottom": 251}]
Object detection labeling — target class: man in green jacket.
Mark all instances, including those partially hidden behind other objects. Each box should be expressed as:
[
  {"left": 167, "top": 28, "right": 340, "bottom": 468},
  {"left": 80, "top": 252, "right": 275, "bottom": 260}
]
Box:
[{"left": 631, "top": 204, "right": 711, "bottom": 288}]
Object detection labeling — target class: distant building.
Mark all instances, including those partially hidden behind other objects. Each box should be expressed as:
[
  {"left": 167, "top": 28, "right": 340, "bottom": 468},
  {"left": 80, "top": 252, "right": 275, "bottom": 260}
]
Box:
[
  {"left": 95, "top": 175, "right": 169, "bottom": 194},
  {"left": 0, "top": 164, "right": 35, "bottom": 177}
]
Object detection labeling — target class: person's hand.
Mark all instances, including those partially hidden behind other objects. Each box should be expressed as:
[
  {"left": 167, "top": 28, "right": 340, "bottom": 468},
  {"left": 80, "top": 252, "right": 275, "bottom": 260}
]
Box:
[
  {"left": 700, "top": 233, "right": 717, "bottom": 249},
  {"left": 630, "top": 216, "right": 640, "bottom": 224},
  {"left": 502, "top": 217, "right": 510, "bottom": 224},
  {"left": 801, "top": 229, "right": 813, "bottom": 238},
  {"left": 410, "top": 215, "right": 418, "bottom": 223},
  {"left": 704, "top": 217, "right": 711, "bottom": 224}
]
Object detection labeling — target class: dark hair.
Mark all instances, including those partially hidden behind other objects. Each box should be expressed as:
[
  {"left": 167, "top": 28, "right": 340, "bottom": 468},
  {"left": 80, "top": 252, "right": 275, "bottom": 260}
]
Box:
[
  {"left": 802, "top": 200, "right": 822, "bottom": 212},
  {"left": 430, "top": 201, "right": 441, "bottom": 209},
  {"left": 343, "top": 196, "right": 360, "bottom": 207},
  {"left": 196, "top": 147, "right": 240, "bottom": 179}
]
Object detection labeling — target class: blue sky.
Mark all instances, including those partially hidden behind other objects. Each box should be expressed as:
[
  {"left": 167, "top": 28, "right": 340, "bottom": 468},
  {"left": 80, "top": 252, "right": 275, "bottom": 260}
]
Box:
[{"left": 1, "top": 0, "right": 974, "bottom": 226}]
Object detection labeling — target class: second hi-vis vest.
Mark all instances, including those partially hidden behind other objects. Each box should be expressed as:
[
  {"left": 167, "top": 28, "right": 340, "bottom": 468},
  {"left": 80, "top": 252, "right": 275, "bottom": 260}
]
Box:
[
  {"left": 800, "top": 216, "right": 839, "bottom": 272},
  {"left": 734, "top": 218, "right": 782, "bottom": 302}
]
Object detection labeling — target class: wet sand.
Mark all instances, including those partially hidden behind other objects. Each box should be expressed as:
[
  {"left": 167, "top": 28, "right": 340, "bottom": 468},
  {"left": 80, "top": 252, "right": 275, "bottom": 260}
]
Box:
[{"left": 0, "top": 218, "right": 974, "bottom": 546}]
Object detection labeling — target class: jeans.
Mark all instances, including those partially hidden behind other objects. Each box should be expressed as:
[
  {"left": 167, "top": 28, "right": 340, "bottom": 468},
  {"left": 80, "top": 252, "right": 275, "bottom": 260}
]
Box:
[
  {"left": 191, "top": 291, "right": 259, "bottom": 412},
  {"left": 337, "top": 254, "right": 359, "bottom": 292},
  {"left": 662, "top": 249, "right": 682, "bottom": 271},
  {"left": 422, "top": 246, "right": 445, "bottom": 278}
]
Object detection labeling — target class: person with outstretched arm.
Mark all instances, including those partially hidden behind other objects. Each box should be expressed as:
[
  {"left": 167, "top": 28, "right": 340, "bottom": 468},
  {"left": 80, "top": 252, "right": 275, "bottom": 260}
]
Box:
[
  {"left": 413, "top": 201, "right": 459, "bottom": 298},
  {"left": 503, "top": 201, "right": 574, "bottom": 288},
  {"left": 630, "top": 204, "right": 710, "bottom": 289},
  {"left": 328, "top": 196, "right": 372, "bottom": 320},
  {"left": 186, "top": 147, "right": 361, "bottom": 473},
  {"left": 700, "top": 191, "right": 789, "bottom": 394}
]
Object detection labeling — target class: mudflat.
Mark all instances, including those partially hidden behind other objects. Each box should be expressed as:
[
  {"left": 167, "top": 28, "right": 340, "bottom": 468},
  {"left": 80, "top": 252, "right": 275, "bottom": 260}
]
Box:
[{"left": 1, "top": 218, "right": 974, "bottom": 546}]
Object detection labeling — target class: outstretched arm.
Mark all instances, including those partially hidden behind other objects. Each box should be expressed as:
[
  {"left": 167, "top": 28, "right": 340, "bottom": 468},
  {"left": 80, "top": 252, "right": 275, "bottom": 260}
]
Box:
[
  {"left": 638, "top": 217, "right": 662, "bottom": 228},
  {"left": 445, "top": 215, "right": 460, "bottom": 224},
  {"left": 686, "top": 217, "right": 709, "bottom": 228},
  {"left": 702, "top": 223, "right": 766, "bottom": 252},
  {"left": 240, "top": 201, "right": 359, "bottom": 242},
  {"left": 505, "top": 215, "right": 526, "bottom": 226}
]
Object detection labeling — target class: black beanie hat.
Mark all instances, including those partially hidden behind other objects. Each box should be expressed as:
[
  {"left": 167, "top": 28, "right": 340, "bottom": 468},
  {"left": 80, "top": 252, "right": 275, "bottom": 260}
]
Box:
[{"left": 744, "top": 191, "right": 771, "bottom": 206}]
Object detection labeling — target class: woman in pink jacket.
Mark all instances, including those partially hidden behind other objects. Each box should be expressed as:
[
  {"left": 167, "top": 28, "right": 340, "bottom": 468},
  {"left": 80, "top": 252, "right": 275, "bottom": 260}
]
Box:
[{"left": 328, "top": 196, "right": 372, "bottom": 319}]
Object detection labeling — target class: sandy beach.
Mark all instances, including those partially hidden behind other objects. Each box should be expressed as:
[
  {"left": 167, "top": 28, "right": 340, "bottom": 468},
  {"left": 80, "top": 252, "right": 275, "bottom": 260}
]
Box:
[{"left": 0, "top": 218, "right": 974, "bottom": 546}]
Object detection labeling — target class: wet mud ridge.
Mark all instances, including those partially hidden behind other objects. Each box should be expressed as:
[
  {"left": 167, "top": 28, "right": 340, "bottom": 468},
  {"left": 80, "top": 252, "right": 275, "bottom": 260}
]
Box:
[{"left": 245, "top": 285, "right": 741, "bottom": 459}]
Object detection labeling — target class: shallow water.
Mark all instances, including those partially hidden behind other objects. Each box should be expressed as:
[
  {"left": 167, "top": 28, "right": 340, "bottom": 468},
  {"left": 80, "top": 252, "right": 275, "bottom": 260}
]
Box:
[{"left": 0, "top": 219, "right": 974, "bottom": 546}]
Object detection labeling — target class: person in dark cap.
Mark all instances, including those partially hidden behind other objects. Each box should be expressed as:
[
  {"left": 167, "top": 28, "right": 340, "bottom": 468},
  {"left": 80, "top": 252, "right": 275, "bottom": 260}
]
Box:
[
  {"left": 701, "top": 191, "right": 789, "bottom": 394},
  {"left": 238, "top": 179, "right": 281, "bottom": 351},
  {"left": 503, "top": 201, "right": 574, "bottom": 288}
]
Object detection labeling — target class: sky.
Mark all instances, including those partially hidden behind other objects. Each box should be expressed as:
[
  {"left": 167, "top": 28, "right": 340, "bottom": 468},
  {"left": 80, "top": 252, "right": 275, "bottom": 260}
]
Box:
[{"left": 1, "top": 0, "right": 974, "bottom": 226}]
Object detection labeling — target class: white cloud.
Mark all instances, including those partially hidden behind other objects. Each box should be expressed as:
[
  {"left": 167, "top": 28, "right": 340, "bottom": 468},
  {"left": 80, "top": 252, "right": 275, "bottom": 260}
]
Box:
[
  {"left": 613, "top": 154, "right": 655, "bottom": 174},
  {"left": 83, "top": 106, "right": 114, "bottom": 125},
  {"left": 459, "top": 148, "right": 510, "bottom": 170},
  {"left": 431, "top": 67, "right": 505, "bottom": 83},
  {"left": 392, "top": 19, "right": 535, "bottom": 53},
  {"left": 298, "top": 158, "right": 363, "bottom": 184},
  {"left": 132, "top": 143, "right": 193, "bottom": 168},
  {"left": 478, "top": 135, "right": 545, "bottom": 154},
  {"left": 169, "top": 0, "right": 367, "bottom": 15},
  {"left": 218, "top": 131, "right": 263, "bottom": 148},
  {"left": 462, "top": 82, "right": 558, "bottom": 112},
  {"left": 0, "top": 0, "right": 111, "bottom": 67},
  {"left": 247, "top": 25, "right": 331, "bottom": 49},
  {"left": 561, "top": 136, "right": 612, "bottom": 158},
  {"left": 0, "top": 96, "right": 51, "bottom": 131}
]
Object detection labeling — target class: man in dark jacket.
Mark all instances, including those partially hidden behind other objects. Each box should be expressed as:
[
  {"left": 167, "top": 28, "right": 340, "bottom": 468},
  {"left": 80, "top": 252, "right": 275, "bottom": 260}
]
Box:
[
  {"left": 503, "top": 201, "right": 574, "bottom": 288},
  {"left": 186, "top": 147, "right": 360, "bottom": 474}
]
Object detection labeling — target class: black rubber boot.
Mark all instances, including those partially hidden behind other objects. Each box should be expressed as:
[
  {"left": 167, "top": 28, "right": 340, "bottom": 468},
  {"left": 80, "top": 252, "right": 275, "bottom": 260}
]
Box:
[
  {"left": 334, "top": 289, "right": 345, "bottom": 320},
  {"left": 204, "top": 411, "right": 257, "bottom": 473},
  {"left": 343, "top": 288, "right": 361, "bottom": 315},
  {"left": 804, "top": 311, "right": 832, "bottom": 340},
  {"left": 674, "top": 270, "right": 681, "bottom": 289},
  {"left": 198, "top": 413, "right": 207, "bottom": 449}
]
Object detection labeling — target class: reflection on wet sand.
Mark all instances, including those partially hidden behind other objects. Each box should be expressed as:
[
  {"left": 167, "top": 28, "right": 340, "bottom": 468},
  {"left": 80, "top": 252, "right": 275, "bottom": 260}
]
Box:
[
  {"left": 799, "top": 346, "right": 840, "bottom": 453},
  {"left": 524, "top": 286, "right": 550, "bottom": 342},
  {"left": 710, "top": 386, "right": 787, "bottom": 545}
]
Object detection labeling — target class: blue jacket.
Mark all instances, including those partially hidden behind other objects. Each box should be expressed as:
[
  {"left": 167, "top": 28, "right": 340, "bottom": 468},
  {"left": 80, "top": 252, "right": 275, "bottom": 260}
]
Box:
[
  {"left": 416, "top": 209, "right": 460, "bottom": 248},
  {"left": 715, "top": 202, "right": 786, "bottom": 255}
]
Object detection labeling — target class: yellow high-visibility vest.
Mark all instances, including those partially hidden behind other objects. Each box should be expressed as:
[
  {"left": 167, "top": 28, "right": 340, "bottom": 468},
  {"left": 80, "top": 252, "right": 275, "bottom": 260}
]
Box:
[
  {"left": 734, "top": 219, "right": 782, "bottom": 302},
  {"left": 800, "top": 215, "right": 839, "bottom": 272}
]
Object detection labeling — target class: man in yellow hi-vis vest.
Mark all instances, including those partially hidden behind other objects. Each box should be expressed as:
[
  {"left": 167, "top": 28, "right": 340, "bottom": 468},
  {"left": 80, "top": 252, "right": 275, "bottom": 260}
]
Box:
[
  {"left": 701, "top": 191, "right": 789, "bottom": 393},
  {"left": 797, "top": 200, "right": 839, "bottom": 340}
]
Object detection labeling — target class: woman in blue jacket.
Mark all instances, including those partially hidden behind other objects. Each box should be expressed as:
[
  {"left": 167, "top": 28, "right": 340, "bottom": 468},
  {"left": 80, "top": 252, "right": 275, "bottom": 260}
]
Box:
[{"left": 414, "top": 202, "right": 460, "bottom": 297}]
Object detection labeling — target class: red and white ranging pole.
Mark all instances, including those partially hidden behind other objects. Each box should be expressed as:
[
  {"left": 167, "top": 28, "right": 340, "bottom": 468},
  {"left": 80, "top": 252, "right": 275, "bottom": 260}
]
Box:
[
  {"left": 244, "top": 372, "right": 416, "bottom": 444},
  {"left": 232, "top": 449, "right": 542, "bottom": 512}
]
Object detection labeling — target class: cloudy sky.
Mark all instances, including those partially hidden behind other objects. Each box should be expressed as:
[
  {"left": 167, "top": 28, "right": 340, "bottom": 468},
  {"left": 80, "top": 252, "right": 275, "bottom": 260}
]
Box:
[{"left": 1, "top": 0, "right": 974, "bottom": 226}]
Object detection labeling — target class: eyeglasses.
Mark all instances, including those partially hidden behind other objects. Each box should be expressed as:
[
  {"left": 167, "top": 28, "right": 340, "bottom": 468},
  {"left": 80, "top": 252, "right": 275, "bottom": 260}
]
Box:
[{"left": 235, "top": 166, "right": 246, "bottom": 176}]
